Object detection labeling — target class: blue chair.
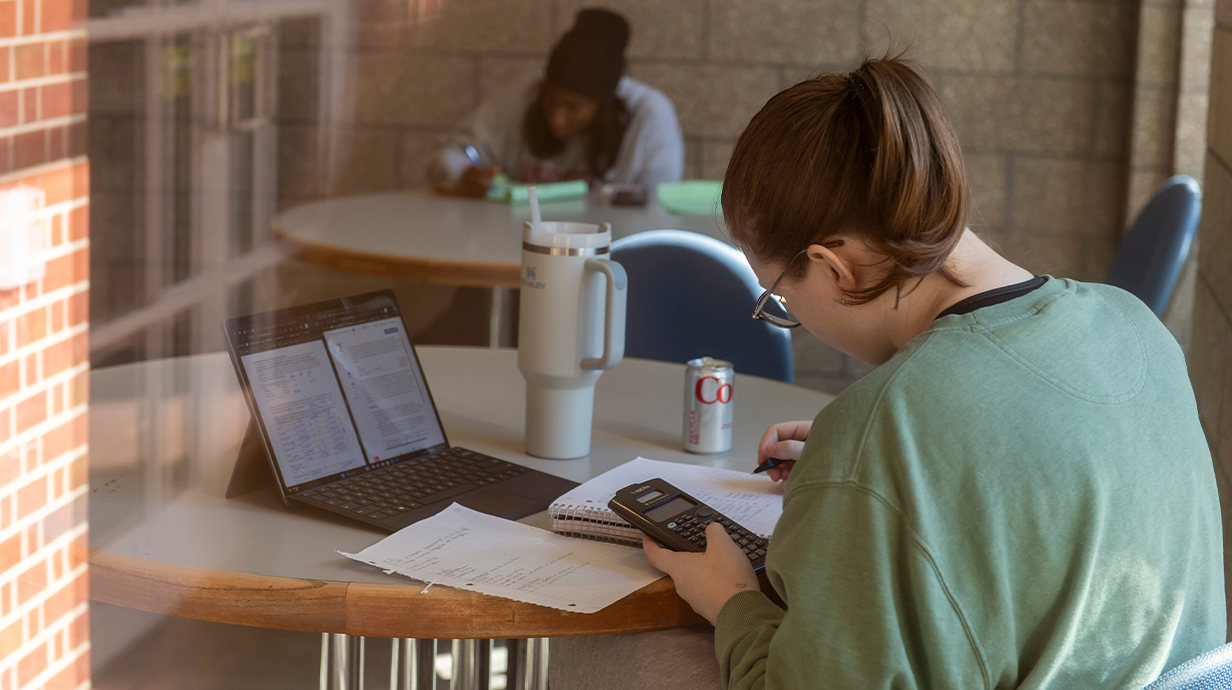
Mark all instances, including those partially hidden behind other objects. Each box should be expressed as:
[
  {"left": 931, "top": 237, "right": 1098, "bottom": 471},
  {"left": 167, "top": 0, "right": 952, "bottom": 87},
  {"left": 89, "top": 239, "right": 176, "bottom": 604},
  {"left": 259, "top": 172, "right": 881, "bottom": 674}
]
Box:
[
  {"left": 1106, "top": 175, "right": 1202, "bottom": 317},
  {"left": 1140, "top": 642, "right": 1232, "bottom": 689},
  {"left": 610, "top": 230, "right": 794, "bottom": 383}
]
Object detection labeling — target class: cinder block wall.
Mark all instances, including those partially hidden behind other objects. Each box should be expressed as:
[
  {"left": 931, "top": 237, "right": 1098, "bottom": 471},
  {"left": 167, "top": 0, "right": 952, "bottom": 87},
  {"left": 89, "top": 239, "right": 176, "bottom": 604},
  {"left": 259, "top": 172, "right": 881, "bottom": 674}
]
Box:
[
  {"left": 277, "top": 0, "right": 1163, "bottom": 391},
  {"left": 0, "top": 0, "right": 92, "bottom": 683},
  {"left": 1193, "top": 0, "right": 1232, "bottom": 633}
]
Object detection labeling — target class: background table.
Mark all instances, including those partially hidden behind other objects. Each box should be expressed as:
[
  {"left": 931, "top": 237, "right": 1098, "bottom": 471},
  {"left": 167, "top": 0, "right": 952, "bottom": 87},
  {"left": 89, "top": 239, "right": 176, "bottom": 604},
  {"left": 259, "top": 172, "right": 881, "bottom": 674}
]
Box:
[
  {"left": 271, "top": 190, "right": 728, "bottom": 289},
  {"left": 87, "top": 348, "right": 828, "bottom": 687}
]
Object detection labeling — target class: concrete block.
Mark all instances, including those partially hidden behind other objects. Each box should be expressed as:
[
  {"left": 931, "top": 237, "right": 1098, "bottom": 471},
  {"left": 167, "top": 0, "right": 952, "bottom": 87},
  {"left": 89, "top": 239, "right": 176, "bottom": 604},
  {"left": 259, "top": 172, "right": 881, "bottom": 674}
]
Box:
[
  {"left": 1180, "top": 7, "right": 1215, "bottom": 94},
  {"left": 333, "top": 128, "right": 402, "bottom": 195},
  {"left": 1137, "top": 4, "right": 1184, "bottom": 89},
  {"left": 1190, "top": 276, "right": 1232, "bottom": 433},
  {"left": 1082, "top": 235, "right": 1119, "bottom": 283},
  {"left": 700, "top": 140, "right": 735, "bottom": 181},
  {"left": 1009, "top": 158, "right": 1124, "bottom": 238},
  {"left": 683, "top": 137, "right": 702, "bottom": 180},
  {"left": 938, "top": 75, "right": 1094, "bottom": 155},
  {"left": 478, "top": 56, "right": 542, "bottom": 103},
  {"left": 356, "top": 0, "right": 412, "bottom": 49},
  {"left": 1219, "top": 0, "right": 1232, "bottom": 30},
  {"left": 985, "top": 230, "right": 1086, "bottom": 278},
  {"left": 627, "top": 63, "right": 779, "bottom": 139},
  {"left": 398, "top": 130, "right": 447, "bottom": 189},
  {"left": 354, "top": 51, "right": 475, "bottom": 127},
  {"left": 708, "top": 0, "right": 860, "bottom": 65},
  {"left": 1209, "top": 27, "right": 1232, "bottom": 167},
  {"left": 1131, "top": 86, "right": 1180, "bottom": 171},
  {"left": 1175, "top": 92, "right": 1210, "bottom": 179},
  {"left": 276, "top": 124, "right": 323, "bottom": 206},
  {"left": 965, "top": 154, "right": 1007, "bottom": 230},
  {"left": 866, "top": 0, "right": 1017, "bottom": 72},
  {"left": 1198, "top": 152, "right": 1232, "bottom": 317},
  {"left": 412, "top": 0, "right": 552, "bottom": 53},
  {"left": 1021, "top": 1, "right": 1135, "bottom": 78},
  {"left": 278, "top": 49, "right": 320, "bottom": 123},
  {"left": 1126, "top": 169, "right": 1171, "bottom": 221},
  {"left": 554, "top": 0, "right": 705, "bottom": 60},
  {"left": 1094, "top": 82, "right": 1133, "bottom": 159}
]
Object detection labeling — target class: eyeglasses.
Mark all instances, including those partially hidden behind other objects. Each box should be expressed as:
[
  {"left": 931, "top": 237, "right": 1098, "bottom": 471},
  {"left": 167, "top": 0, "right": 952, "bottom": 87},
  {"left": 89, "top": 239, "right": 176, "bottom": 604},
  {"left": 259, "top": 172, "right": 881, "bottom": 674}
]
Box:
[
  {"left": 751, "top": 241, "right": 844, "bottom": 330},
  {"left": 752, "top": 250, "right": 807, "bottom": 329}
]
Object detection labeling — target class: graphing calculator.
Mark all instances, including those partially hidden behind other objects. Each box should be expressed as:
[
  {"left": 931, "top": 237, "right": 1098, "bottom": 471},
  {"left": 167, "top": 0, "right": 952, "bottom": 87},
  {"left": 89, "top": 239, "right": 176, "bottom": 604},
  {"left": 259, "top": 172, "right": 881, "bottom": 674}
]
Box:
[{"left": 608, "top": 478, "right": 769, "bottom": 575}]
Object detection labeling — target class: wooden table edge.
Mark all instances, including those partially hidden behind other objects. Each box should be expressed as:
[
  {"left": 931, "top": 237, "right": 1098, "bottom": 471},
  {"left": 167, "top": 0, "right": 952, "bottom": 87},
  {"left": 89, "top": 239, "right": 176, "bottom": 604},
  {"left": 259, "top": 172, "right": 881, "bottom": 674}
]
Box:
[
  {"left": 273, "top": 225, "right": 522, "bottom": 289},
  {"left": 82, "top": 545, "right": 349, "bottom": 633},
  {"left": 83, "top": 544, "right": 705, "bottom": 638}
]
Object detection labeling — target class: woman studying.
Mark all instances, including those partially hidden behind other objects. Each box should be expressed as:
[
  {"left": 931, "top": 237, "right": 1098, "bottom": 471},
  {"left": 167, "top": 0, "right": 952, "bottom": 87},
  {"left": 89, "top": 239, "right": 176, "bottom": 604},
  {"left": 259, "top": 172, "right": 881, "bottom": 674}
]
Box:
[
  {"left": 428, "top": 9, "right": 684, "bottom": 197},
  {"left": 551, "top": 52, "right": 1224, "bottom": 689}
]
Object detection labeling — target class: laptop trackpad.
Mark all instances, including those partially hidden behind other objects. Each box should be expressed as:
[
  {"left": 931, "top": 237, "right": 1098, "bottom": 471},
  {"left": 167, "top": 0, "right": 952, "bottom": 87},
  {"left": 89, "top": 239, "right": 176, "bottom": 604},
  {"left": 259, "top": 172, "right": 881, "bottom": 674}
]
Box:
[{"left": 457, "top": 489, "right": 544, "bottom": 521}]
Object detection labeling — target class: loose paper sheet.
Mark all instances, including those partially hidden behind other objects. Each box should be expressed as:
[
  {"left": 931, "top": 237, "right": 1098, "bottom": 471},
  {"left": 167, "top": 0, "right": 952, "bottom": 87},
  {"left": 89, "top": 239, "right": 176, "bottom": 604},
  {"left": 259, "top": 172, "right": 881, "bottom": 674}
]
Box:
[
  {"left": 556, "top": 457, "right": 785, "bottom": 537},
  {"left": 339, "top": 504, "right": 662, "bottom": 613}
]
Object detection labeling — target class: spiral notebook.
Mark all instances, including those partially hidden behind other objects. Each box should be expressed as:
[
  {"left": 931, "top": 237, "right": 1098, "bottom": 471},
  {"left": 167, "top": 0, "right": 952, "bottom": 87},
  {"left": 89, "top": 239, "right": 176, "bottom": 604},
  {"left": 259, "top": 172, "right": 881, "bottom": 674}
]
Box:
[{"left": 549, "top": 457, "right": 785, "bottom": 545}]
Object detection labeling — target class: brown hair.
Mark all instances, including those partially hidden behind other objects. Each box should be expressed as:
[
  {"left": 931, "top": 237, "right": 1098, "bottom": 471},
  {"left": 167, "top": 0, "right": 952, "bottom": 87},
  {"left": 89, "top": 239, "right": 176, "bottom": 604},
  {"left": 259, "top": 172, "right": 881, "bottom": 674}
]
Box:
[{"left": 721, "top": 51, "right": 968, "bottom": 305}]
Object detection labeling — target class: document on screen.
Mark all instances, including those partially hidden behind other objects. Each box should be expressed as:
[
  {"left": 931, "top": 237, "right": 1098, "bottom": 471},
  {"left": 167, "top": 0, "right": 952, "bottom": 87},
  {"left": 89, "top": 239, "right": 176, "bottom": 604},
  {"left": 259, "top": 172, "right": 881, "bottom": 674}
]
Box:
[
  {"left": 240, "top": 341, "right": 368, "bottom": 485},
  {"left": 340, "top": 503, "right": 663, "bottom": 613},
  {"left": 324, "top": 317, "right": 446, "bottom": 461}
]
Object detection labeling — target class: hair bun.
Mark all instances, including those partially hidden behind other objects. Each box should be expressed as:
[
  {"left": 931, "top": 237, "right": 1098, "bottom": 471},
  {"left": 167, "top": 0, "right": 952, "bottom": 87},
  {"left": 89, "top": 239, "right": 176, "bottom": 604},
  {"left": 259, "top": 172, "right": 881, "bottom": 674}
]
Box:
[{"left": 574, "top": 8, "right": 630, "bottom": 51}]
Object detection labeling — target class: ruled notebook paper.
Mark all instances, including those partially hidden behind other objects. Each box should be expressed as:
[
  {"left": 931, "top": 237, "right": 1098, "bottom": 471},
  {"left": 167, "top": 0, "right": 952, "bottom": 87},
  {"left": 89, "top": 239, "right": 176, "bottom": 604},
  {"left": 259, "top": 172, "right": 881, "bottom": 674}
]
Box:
[
  {"left": 339, "top": 503, "right": 662, "bottom": 613},
  {"left": 549, "top": 457, "right": 785, "bottom": 545}
]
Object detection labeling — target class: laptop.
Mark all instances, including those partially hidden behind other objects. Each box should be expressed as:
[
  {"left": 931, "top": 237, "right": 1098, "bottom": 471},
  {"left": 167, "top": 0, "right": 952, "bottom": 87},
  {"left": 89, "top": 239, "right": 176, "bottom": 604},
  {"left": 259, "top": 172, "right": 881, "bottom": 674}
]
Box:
[{"left": 221, "top": 290, "right": 577, "bottom": 532}]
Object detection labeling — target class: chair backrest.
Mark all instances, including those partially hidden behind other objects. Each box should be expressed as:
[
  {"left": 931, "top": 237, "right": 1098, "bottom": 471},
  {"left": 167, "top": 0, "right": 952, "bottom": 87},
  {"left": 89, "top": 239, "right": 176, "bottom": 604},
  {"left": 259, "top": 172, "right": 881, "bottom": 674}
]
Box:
[
  {"left": 610, "top": 230, "right": 794, "bottom": 383},
  {"left": 1140, "top": 642, "right": 1232, "bottom": 689},
  {"left": 1105, "top": 175, "right": 1202, "bottom": 316}
]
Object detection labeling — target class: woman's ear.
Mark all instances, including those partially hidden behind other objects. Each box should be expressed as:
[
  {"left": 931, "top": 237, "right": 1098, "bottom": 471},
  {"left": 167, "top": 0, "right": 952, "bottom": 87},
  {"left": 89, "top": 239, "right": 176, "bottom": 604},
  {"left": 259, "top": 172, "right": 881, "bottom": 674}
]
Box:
[{"left": 807, "top": 241, "right": 858, "bottom": 293}]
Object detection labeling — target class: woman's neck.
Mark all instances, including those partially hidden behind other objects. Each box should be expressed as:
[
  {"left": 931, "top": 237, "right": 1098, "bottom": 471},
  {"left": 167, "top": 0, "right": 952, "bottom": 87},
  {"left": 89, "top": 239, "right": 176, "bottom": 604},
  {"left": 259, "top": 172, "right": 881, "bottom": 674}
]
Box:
[{"left": 882, "top": 230, "right": 1034, "bottom": 351}]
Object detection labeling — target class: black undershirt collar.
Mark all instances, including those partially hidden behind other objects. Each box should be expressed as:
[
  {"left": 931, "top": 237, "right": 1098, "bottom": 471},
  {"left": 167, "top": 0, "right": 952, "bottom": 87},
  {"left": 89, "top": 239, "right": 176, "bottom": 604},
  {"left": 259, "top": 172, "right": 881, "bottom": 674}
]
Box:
[{"left": 935, "top": 276, "right": 1048, "bottom": 320}]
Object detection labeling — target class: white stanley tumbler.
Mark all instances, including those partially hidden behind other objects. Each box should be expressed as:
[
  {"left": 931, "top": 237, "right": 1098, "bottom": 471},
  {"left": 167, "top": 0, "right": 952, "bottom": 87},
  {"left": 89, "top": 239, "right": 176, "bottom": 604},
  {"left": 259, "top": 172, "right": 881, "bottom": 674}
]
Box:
[{"left": 518, "top": 221, "right": 627, "bottom": 459}]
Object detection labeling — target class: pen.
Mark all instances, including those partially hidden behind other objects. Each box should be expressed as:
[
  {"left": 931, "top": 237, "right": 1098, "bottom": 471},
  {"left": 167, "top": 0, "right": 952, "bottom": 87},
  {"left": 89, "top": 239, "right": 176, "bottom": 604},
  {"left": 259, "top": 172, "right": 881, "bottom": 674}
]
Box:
[
  {"left": 752, "top": 457, "right": 787, "bottom": 474},
  {"left": 461, "top": 144, "right": 483, "bottom": 167}
]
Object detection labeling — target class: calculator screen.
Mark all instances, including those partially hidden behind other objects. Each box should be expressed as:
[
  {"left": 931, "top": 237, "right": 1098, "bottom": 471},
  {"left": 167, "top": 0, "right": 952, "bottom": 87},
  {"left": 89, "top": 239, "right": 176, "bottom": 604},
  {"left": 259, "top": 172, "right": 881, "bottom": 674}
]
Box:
[{"left": 645, "top": 496, "right": 694, "bottom": 522}]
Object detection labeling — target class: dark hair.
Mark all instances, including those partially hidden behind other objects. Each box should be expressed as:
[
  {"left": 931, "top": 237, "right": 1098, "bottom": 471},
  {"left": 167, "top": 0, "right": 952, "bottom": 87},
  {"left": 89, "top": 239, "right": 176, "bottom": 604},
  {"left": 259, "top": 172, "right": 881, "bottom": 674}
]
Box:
[
  {"left": 521, "top": 85, "right": 630, "bottom": 180},
  {"left": 721, "top": 51, "right": 969, "bottom": 305}
]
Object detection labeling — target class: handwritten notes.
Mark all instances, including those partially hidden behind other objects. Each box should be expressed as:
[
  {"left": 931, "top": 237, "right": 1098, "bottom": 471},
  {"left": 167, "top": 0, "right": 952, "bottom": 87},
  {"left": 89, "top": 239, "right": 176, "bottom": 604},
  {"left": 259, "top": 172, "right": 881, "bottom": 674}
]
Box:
[{"left": 339, "top": 504, "right": 663, "bottom": 613}]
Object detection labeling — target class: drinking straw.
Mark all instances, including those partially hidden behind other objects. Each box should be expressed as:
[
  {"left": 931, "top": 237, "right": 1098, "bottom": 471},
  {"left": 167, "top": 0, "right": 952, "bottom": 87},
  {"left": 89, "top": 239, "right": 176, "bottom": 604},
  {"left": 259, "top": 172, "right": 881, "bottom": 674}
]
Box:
[{"left": 528, "top": 186, "right": 544, "bottom": 231}]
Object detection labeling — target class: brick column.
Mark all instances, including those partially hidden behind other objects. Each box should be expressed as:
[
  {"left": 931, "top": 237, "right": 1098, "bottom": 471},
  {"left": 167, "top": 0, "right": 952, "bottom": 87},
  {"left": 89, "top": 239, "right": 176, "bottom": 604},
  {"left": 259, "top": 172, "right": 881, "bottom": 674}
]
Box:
[{"left": 0, "top": 0, "right": 90, "bottom": 683}]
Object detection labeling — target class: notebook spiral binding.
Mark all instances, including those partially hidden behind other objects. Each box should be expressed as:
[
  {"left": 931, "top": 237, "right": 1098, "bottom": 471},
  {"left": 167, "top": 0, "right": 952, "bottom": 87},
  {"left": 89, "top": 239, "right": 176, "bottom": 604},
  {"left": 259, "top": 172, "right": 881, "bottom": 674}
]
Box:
[{"left": 551, "top": 501, "right": 642, "bottom": 546}]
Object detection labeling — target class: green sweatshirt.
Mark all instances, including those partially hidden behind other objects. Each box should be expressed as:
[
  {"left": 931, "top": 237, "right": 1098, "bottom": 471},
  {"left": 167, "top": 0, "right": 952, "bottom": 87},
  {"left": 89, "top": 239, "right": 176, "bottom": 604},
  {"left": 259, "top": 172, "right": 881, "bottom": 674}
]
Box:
[{"left": 716, "top": 278, "right": 1225, "bottom": 689}]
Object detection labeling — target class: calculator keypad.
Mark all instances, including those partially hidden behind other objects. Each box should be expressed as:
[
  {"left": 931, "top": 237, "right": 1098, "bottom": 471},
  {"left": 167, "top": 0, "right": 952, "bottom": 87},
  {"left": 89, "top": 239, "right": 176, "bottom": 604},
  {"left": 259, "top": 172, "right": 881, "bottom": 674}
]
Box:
[{"left": 666, "top": 512, "right": 768, "bottom": 564}]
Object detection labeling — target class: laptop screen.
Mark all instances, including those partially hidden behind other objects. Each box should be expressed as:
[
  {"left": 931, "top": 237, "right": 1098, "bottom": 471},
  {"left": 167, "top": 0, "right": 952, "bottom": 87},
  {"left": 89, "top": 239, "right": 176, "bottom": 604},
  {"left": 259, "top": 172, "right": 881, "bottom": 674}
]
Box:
[{"left": 223, "top": 291, "right": 448, "bottom": 493}]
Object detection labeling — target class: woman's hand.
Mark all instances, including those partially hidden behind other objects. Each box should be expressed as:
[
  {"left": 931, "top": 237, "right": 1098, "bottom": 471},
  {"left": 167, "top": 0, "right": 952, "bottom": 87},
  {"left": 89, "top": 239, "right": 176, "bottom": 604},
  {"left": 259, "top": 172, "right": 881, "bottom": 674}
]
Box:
[
  {"left": 642, "top": 523, "right": 759, "bottom": 625},
  {"left": 758, "top": 420, "right": 812, "bottom": 483},
  {"left": 458, "top": 165, "right": 501, "bottom": 197}
]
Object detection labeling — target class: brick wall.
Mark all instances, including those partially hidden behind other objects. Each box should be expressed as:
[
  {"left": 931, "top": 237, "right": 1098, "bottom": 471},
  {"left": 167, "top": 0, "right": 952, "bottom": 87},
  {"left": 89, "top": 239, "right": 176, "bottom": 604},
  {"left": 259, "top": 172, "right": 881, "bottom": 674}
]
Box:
[
  {"left": 0, "top": 0, "right": 90, "bottom": 683},
  {"left": 1193, "top": 0, "right": 1232, "bottom": 631}
]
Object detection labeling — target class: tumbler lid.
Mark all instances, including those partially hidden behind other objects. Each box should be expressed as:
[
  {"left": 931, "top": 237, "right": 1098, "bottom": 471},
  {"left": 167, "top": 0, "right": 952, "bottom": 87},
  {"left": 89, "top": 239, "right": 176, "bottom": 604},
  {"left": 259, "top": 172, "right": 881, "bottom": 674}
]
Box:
[{"left": 522, "top": 221, "right": 612, "bottom": 252}]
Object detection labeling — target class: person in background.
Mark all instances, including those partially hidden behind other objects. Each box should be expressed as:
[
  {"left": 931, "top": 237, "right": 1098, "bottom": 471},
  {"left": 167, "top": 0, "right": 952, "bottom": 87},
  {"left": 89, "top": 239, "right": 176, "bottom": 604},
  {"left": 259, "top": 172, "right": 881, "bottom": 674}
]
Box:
[
  {"left": 551, "top": 51, "right": 1225, "bottom": 689},
  {"left": 427, "top": 8, "right": 684, "bottom": 197}
]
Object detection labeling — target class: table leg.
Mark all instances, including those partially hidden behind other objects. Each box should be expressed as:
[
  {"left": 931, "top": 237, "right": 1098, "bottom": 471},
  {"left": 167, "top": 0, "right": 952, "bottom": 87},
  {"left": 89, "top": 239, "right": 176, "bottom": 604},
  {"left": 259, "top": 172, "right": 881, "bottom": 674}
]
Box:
[
  {"left": 519, "top": 638, "right": 549, "bottom": 690},
  {"left": 320, "top": 633, "right": 364, "bottom": 690},
  {"left": 389, "top": 639, "right": 437, "bottom": 690},
  {"left": 449, "top": 639, "right": 491, "bottom": 690}
]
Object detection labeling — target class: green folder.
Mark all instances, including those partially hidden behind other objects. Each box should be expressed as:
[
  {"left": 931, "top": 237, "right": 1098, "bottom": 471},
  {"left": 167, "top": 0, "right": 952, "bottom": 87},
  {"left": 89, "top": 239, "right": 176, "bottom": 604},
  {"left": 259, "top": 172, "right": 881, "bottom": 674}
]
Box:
[
  {"left": 487, "top": 175, "right": 589, "bottom": 204},
  {"left": 657, "top": 180, "right": 723, "bottom": 216}
]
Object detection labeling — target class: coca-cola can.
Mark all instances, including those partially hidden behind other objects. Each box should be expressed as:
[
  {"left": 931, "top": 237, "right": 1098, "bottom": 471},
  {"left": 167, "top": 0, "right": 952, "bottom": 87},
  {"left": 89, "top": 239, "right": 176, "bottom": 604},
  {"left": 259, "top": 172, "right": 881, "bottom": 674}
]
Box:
[{"left": 683, "top": 357, "right": 734, "bottom": 453}]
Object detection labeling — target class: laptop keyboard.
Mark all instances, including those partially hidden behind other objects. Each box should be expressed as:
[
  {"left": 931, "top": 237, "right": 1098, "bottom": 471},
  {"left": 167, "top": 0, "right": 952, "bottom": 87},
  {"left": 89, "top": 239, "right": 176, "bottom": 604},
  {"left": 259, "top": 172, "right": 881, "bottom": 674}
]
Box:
[{"left": 296, "top": 448, "right": 530, "bottom": 521}]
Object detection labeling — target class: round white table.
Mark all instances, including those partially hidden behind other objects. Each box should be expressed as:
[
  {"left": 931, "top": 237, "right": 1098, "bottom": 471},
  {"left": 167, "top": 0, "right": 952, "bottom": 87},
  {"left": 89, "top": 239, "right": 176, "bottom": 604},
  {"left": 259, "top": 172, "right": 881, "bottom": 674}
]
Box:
[
  {"left": 87, "top": 347, "right": 829, "bottom": 690},
  {"left": 272, "top": 190, "right": 728, "bottom": 290}
]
